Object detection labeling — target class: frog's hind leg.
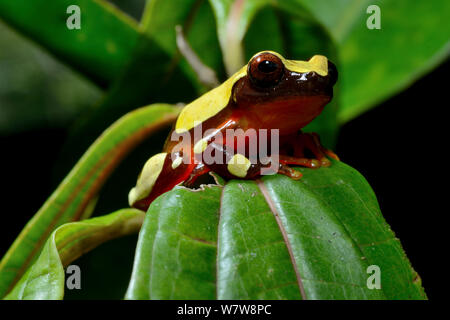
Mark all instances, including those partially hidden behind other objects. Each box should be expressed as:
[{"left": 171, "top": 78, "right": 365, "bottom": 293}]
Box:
[
  {"left": 183, "top": 163, "right": 211, "bottom": 188},
  {"left": 129, "top": 153, "right": 196, "bottom": 211}
]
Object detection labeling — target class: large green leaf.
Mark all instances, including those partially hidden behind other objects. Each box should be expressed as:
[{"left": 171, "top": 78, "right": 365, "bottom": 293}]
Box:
[
  {"left": 4, "top": 209, "right": 144, "bottom": 300},
  {"left": 126, "top": 161, "right": 426, "bottom": 300},
  {"left": 0, "top": 0, "right": 141, "bottom": 87},
  {"left": 126, "top": 184, "right": 222, "bottom": 299},
  {"left": 0, "top": 104, "right": 179, "bottom": 298}
]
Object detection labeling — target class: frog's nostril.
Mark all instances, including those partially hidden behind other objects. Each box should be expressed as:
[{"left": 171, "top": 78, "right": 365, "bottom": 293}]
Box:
[{"left": 327, "top": 61, "right": 338, "bottom": 86}]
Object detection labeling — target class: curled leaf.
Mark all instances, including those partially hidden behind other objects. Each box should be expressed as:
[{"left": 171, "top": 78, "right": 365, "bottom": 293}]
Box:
[{"left": 5, "top": 209, "right": 144, "bottom": 300}]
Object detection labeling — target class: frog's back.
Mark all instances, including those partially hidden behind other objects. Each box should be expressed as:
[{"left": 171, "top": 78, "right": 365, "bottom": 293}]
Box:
[{"left": 175, "top": 66, "right": 247, "bottom": 134}]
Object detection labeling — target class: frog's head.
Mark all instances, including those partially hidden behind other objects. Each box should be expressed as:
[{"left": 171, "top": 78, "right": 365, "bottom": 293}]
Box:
[{"left": 234, "top": 51, "right": 338, "bottom": 133}]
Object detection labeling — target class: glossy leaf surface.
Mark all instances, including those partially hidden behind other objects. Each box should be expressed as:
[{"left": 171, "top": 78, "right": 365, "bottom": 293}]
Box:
[{"left": 126, "top": 161, "right": 426, "bottom": 300}]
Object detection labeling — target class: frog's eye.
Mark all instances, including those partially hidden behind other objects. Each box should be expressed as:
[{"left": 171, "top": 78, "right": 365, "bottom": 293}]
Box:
[{"left": 248, "top": 52, "right": 284, "bottom": 88}]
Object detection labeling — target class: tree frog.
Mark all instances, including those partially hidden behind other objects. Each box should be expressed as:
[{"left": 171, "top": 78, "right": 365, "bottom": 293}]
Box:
[{"left": 129, "top": 51, "right": 338, "bottom": 211}]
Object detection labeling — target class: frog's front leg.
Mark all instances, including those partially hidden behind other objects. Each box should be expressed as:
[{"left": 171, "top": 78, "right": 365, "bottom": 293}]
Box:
[
  {"left": 268, "top": 132, "right": 339, "bottom": 179},
  {"left": 282, "top": 131, "right": 339, "bottom": 168},
  {"left": 303, "top": 132, "right": 339, "bottom": 164}
]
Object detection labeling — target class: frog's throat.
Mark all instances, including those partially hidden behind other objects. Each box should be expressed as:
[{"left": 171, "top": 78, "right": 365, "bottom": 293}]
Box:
[{"left": 175, "top": 51, "right": 329, "bottom": 134}]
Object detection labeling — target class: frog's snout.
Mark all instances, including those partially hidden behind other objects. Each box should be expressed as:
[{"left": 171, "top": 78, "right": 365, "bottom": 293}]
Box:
[{"left": 327, "top": 60, "right": 338, "bottom": 86}]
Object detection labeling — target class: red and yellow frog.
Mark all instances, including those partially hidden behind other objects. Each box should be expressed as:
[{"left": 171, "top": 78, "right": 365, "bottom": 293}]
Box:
[{"left": 129, "top": 51, "right": 338, "bottom": 211}]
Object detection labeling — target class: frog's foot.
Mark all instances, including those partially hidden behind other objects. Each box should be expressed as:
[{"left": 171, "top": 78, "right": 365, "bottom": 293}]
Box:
[
  {"left": 276, "top": 155, "right": 321, "bottom": 180},
  {"left": 279, "top": 155, "right": 321, "bottom": 168},
  {"left": 278, "top": 164, "right": 303, "bottom": 180},
  {"left": 295, "top": 132, "right": 339, "bottom": 167}
]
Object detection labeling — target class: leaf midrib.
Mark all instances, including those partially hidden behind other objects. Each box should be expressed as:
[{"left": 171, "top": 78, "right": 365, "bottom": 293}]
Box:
[{"left": 256, "top": 179, "right": 307, "bottom": 300}]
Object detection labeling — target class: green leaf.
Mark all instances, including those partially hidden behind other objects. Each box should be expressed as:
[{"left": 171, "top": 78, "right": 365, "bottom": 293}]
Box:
[
  {"left": 53, "top": 0, "right": 223, "bottom": 175},
  {"left": 126, "top": 161, "right": 426, "bottom": 300},
  {"left": 0, "top": 0, "right": 141, "bottom": 87},
  {"left": 0, "top": 21, "right": 101, "bottom": 134},
  {"left": 125, "top": 185, "right": 222, "bottom": 300},
  {"left": 217, "top": 180, "right": 303, "bottom": 299},
  {"left": 209, "top": 0, "right": 267, "bottom": 75},
  {"left": 4, "top": 209, "right": 144, "bottom": 300},
  {"left": 259, "top": 161, "right": 425, "bottom": 299},
  {"left": 141, "top": 0, "right": 226, "bottom": 91},
  {"left": 294, "top": 0, "right": 450, "bottom": 122},
  {"left": 0, "top": 104, "right": 179, "bottom": 298}
]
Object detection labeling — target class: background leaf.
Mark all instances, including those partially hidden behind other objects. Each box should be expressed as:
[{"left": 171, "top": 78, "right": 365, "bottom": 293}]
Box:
[
  {"left": 52, "top": 0, "right": 222, "bottom": 178},
  {"left": 294, "top": 0, "right": 450, "bottom": 122},
  {"left": 0, "top": 0, "right": 141, "bottom": 87},
  {"left": 141, "top": 0, "right": 225, "bottom": 92},
  {"left": 0, "top": 21, "right": 101, "bottom": 134},
  {"left": 5, "top": 208, "right": 144, "bottom": 300},
  {"left": 126, "top": 161, "right": 426, "bottom": 300}
]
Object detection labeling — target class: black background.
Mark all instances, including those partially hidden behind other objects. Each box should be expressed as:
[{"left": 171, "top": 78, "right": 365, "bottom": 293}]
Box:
[{"left": 0, "top": 59, "right": 447, "bottom": 300}]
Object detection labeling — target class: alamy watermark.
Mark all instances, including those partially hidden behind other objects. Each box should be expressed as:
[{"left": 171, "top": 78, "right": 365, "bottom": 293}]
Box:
[
  {"left": 66, "top": 264, "right": 81, "bottom": 290},
  {"left": 367, "top": 5, "right": 381, "bottom": 30},
  {"left": 170, "top": 122, "right": 280, "bottom": 175},
  {"left": 366, "top": 265, "right": 381, "bottom": 289},
  {"left": 66, "top": 5, "right": 81, "bottom": 30}
]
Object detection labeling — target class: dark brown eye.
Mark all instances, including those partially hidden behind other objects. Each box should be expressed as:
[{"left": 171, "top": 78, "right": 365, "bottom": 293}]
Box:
[
  {"left": 248, "top": 52, "right": 284, "bottom": 88},
  {"left": 258, "top": 60, "right": 278, "bottom": 73}
]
